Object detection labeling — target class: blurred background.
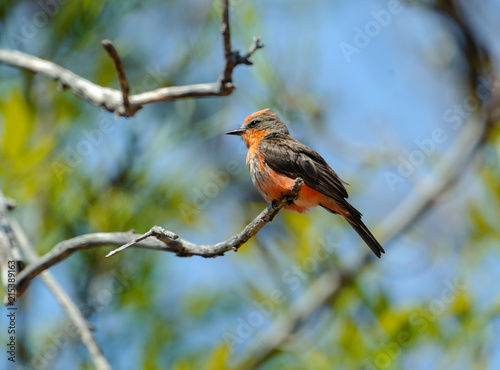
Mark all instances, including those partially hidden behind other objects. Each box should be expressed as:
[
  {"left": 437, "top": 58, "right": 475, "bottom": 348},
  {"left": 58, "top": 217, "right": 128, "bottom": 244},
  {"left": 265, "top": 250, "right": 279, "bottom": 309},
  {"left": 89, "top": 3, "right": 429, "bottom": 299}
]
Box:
[{"left": 1, "top": 0, "right": 499, "bottom": 369}]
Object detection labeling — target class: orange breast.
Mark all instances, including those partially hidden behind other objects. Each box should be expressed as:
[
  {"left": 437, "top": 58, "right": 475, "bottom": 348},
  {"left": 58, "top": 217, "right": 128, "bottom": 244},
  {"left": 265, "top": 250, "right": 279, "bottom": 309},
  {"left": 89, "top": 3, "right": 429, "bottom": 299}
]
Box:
[{"left": 247, "top": 154, "right": 326, "bottom": 214}]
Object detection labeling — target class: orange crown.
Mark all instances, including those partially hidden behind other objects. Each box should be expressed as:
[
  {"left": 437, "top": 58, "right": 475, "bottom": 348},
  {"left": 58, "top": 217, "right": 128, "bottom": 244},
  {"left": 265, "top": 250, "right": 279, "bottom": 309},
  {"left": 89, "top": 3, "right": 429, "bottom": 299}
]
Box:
[{"left": 244, "top": 108, "right": 276, "bottom": 124}]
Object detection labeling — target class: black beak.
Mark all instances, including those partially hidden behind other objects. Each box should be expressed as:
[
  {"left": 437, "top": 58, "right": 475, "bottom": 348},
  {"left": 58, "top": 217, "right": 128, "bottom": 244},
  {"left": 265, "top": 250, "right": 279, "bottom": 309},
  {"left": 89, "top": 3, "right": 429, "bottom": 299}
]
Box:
[{"left": 225, "top": 128, "right": 245, "bottom": 136}]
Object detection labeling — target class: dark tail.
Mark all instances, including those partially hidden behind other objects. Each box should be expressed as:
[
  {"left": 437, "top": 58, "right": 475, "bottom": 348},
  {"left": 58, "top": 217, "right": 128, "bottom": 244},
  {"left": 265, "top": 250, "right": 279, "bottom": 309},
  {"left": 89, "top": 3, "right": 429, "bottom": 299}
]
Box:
[
  {"left": 322, "top": 202, "right": 385, "bottom": 258},
  {"left": 347, "top": 215, "right": 385, "bottom": 258}
]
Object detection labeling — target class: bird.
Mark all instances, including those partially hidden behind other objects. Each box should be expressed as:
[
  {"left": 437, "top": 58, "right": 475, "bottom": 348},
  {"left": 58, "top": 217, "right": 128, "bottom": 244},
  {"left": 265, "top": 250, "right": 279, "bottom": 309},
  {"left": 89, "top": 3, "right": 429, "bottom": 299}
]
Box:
[{"left": 226, "top": 108, "right": 385, "bottom": 258}]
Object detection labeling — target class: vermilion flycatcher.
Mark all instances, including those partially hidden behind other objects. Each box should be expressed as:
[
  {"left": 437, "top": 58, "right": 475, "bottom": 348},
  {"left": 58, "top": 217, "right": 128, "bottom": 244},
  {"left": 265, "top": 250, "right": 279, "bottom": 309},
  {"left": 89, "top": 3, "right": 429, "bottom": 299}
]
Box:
[{"left": 226, "top": 108, "right": 385, "bottom": 258}]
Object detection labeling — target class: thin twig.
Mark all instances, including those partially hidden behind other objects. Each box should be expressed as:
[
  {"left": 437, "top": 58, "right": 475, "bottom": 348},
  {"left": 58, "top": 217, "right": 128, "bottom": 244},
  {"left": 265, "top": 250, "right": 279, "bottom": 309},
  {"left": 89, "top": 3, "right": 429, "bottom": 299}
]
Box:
[
  {"left": 101, "top": 39, "right": 134, "bottom": 116},
  {"left": 0, "top": 0, "right": 263, "bottom": 117},
  {"left": 219, "top": 0, "right": 264, "bottom": 88},
  {"left": 15, "top": 231, "right": 172, "bottom": 298},
  {"left": 0, "top": 192, "right": 111, "bottom": 370},
  {"left": 221, "top": 0, "right": 232, "bottom": 61},
  {"left": 105, "top": 227, "right": 178, "bottom": 257},
  {"left": 240, "top": 36, "right": 264, "bottom": 65},
  {"left": 15, "top": 179, "right": 303, "bottom": 296}
]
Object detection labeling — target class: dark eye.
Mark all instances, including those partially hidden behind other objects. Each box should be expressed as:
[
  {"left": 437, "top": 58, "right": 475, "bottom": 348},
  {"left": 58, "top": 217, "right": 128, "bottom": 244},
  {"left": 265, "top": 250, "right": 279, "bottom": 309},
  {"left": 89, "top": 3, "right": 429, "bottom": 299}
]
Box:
[{"left": 248, "top": 120, "right": 259, "bottom": 128}]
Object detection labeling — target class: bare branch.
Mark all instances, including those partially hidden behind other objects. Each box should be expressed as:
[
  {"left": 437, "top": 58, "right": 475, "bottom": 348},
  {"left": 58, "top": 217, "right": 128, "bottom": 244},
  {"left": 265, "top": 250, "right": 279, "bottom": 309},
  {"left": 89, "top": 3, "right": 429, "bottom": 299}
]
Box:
[
  {"left": 15, "top": 231, "right": 171, "bottom": 298},
  {"left": 108, "top": 178, "right": 304, "bottom": 258},
  {"left": 219, "top": 0, "right": 264, "bottom": 87},
  {"left": 0, "top": 48, "right": 122, "bottom": 110},
  {"left": 33, "top": 272, "right": 111, "bottom": 370},
  {"left": 0, "top": 192, "right": 111, "bottom": 370},
  {"left": 218, "top": 0, "right": 264, "bottom": 86},
  {"left": 0, "top": 0, "right": 263, "bottom": 117},
  {"left": 15, "top": 178, "right": 303, "bottom": 296}
]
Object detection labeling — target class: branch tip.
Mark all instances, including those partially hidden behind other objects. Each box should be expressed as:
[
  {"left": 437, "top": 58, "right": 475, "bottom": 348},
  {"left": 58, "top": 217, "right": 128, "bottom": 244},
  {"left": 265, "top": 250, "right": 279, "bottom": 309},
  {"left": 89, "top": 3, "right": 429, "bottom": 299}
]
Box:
[
  {"left": 101, "top": 39, "right": 134, "bottom": 116},
  {"left": 106, "top": 226, "right": 178, "bottom": 258}
]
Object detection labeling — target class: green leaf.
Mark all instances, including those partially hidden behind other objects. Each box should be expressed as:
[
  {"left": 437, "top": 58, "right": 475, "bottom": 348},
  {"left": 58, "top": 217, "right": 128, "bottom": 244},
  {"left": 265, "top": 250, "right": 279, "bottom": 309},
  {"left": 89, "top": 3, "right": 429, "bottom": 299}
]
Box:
[
  {"left": 204, "top": 344, "right": 229, "bottom": 370},
  {"left": 0, "top": 91, "right": 34, "bottom": 159}
]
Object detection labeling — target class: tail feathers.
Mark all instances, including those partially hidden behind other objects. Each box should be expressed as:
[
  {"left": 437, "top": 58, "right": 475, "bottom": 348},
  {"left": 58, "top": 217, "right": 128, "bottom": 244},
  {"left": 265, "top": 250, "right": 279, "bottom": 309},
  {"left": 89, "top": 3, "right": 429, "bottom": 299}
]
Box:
[
  {"left": 347, "top": 216, "right": 385, "bottom": 258},
  {"left": 322, "top": 202, "right": 385, "bottom": 258}
]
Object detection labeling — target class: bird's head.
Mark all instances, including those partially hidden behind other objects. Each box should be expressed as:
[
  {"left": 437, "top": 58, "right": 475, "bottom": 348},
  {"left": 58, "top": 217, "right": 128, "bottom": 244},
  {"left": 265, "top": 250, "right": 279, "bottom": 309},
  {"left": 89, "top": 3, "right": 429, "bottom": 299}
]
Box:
[{"left": 226, "top": 108, "right": 289, "bottom": 147}]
